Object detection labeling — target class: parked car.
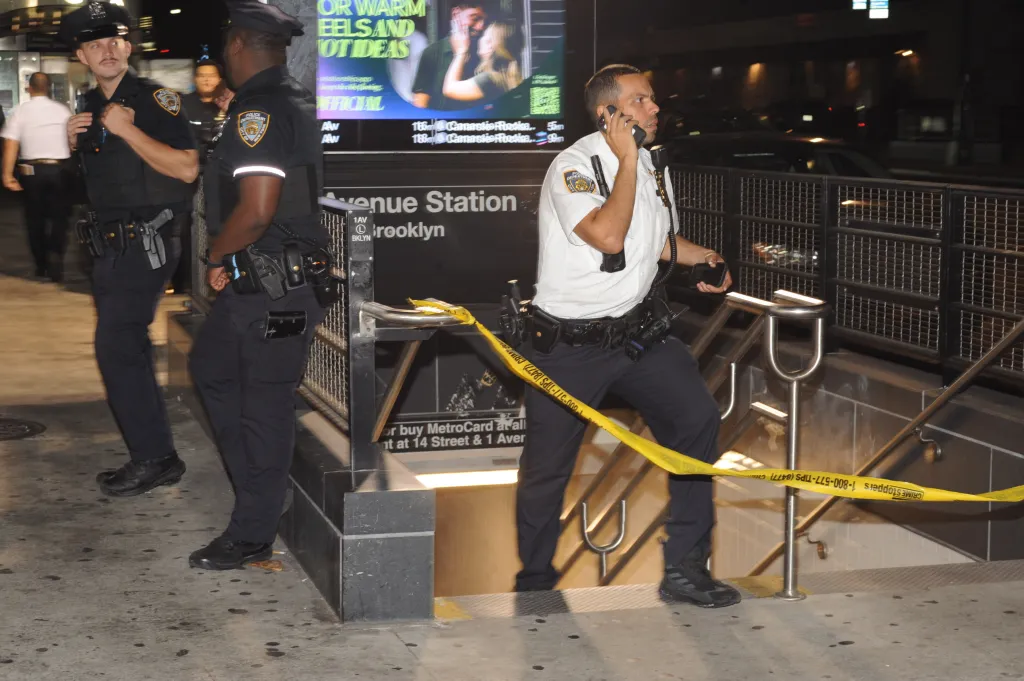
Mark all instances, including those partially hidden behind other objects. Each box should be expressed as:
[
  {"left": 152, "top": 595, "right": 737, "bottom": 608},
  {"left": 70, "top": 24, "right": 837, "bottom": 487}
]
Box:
[{"left": 663, "top": 130, "right": 893, "bottom": 179}]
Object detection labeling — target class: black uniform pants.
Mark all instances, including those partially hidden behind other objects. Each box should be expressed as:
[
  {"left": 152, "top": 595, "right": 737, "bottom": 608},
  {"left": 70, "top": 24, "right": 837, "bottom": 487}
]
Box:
[
  {"left": 20, "top": 165, "right": 70, "bottom": 277},
  {"left": 189, "top": 286, "right": 325, "bottom": 544},
  {"left": 92, "top": 232, "right": 181, "bottom": 462},
  {"left": 515, "top": 336, "right": 721, "bottom": 591}
]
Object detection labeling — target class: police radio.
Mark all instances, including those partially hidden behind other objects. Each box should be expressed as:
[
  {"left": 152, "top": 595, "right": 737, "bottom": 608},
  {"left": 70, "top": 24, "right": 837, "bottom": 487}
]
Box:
[{"left": 594, "top": 105, "right": 643, "bottom": 274}]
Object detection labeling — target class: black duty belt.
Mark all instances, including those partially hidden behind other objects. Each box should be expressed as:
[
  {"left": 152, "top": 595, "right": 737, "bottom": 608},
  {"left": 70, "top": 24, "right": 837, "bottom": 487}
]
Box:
[
  {"left": 77, "top": 208, "right": 179, "bottom": 268},
  {"left": 530, "top": 302, "right": 650, "bottom": 352}
]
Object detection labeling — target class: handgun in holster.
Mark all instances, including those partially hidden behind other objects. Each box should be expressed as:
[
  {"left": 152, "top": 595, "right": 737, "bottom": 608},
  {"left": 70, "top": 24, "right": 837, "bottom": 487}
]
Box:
[
  {"left": 224, "top": 246, "right": 287, "bottom": 300},
  {"left": 498, "top": 279, "right": 530, "bottom": 348},
  {"left": 136, "top": 208, "right": 174, "bottom": 270},
  {"left": 623, "top": 287, "right": 686, "bottom": 362},
  {"left": 284, "top": 240, "right": 342, "bottom": 309}
]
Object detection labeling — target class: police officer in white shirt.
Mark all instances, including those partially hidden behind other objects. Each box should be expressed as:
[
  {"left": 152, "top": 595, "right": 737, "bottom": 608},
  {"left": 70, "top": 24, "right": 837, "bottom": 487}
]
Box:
[
  {"left": 1, "top": 72, "right": 73, "bottom": 282},
  {"left": 516, "top": 64, "right": 740, "bottom": 608}
]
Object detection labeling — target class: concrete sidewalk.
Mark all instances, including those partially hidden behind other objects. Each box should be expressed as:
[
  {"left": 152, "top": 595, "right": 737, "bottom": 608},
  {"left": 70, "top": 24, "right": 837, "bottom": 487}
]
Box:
[{"left": 1, "top": 211, "right": 1023, "bottom": 681}]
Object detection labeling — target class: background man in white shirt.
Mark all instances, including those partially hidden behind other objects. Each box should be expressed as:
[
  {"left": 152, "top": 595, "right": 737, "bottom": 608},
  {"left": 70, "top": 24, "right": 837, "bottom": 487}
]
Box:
[
  {"left": 516, "top": 64, "right": 740, "bottom": 608},
  {"left": 2, "top": 72, "right": 73, "bottom": 282}
]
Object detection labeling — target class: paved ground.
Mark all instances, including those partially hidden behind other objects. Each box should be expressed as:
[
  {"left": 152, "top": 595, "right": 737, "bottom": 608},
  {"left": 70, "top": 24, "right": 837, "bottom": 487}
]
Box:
[{"left": 1, "top": 206, "right": 1024, "bottom": 680}]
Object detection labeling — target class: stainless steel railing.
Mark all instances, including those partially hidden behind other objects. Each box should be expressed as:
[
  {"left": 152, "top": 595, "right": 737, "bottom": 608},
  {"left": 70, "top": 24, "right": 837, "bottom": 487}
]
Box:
[{"left": 564, "top": 290, "right": 830, "bottom": 593}]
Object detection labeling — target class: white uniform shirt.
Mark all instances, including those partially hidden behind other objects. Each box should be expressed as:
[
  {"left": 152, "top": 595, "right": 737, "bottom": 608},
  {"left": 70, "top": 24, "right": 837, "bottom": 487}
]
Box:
[
  {"left": 533, "top": 131, "right": 678, "bottom": 319},
  {"left": 0, "top": 96, "right": 72, "bottom": 161}
]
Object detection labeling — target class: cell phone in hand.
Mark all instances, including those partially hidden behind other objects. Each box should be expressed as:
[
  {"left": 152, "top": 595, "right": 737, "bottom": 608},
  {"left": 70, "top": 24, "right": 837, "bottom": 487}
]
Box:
[
  {"left": 599, "top": 105, "right": 646, "bottom": 149},
  {"left": 688, "top": 262, "right": 728, "bottom": 289}
]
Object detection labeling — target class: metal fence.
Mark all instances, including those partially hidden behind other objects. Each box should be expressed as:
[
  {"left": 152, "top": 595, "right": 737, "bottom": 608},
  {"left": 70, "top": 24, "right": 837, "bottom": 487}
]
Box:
[{"left": 670, "top": 165, "right": 1024, "bottom": 384}]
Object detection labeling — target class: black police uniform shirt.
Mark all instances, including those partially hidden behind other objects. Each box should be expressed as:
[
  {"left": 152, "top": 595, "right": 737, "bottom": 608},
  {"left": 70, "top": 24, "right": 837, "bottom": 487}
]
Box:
[
  {"left": 205, "top": 65, "right": 327, "bottom": 254},
  {"left": 78, "top": 69, "right": 196, "bottom": 222},
  {"left": 182, "top": 92, "right": 221, "bottom": 154}
]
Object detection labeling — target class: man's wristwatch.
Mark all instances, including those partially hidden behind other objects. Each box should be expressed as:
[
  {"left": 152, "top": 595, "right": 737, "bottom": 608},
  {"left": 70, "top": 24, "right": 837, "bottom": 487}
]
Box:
[{"left": 204, "top": 250, "right": 222, "bottom": 268}]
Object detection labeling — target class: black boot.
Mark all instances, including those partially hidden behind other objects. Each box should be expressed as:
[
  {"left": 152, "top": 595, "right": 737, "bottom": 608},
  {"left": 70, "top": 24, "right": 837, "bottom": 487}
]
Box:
[
  {"left": 189, "top": 536, "right": 273, "bottom": 570},
  {"left": 96, "top": 455, "right": 186, "bottom": 497},
  {"left": 660, "top": 546, "right": 742, "bottom": 608}
]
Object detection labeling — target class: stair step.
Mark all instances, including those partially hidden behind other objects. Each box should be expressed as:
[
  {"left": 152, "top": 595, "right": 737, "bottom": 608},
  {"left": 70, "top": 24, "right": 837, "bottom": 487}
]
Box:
[{"left": 436, "top": 559, "right": 1024, "bottom": 620}]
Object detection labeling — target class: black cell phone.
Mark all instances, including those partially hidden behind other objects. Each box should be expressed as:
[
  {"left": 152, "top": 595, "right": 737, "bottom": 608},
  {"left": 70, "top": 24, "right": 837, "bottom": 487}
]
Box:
[
  {"left": 688, "top": 262, "right": 729, "bottom": 289},
  {"left": 599, "top": 105, "right": 646, "bottom": 148}
]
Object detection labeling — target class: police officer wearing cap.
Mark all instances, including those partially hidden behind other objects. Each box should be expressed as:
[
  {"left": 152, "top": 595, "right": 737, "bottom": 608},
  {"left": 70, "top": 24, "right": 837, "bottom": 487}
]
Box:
[
  {"left": 187, "top": 1, "right": 329, "bottom": 570},
  {"left": 516, "top": 64, "right": 741, "bottom": 608},
  {"left": 62, "top": 1, "right": 199, "bottom": 497}
]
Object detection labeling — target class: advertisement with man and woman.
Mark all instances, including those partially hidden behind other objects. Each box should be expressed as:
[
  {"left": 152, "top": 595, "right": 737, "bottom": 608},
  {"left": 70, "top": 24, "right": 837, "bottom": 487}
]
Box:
[{"left": 317, "top": 0, "right": 564, "bottom": 120}]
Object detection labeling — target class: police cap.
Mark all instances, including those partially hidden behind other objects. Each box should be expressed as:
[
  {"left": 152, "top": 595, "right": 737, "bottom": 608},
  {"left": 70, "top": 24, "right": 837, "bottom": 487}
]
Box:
[
  {"left": 225, "top": 0, "right": 304, "bottom": 42},
  {"left": 60, "top": 1, "right": 132, "bottom": 48}
]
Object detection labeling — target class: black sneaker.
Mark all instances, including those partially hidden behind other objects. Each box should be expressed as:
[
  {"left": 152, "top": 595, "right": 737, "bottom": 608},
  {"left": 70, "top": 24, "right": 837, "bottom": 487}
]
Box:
[
  {"left": 189, "top": 536, "right": 273, "bottom": 571},
  {"left": 660, "top": 561, "right": 742, "bottom": 608},
  {"left": 96, "top": 456, "right": 186, "bottom": 497}
]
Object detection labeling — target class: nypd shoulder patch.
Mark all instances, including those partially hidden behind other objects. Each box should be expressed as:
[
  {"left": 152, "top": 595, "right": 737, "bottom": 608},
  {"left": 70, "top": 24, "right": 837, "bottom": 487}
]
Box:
[
  {"left": 153, "top": 88, "right": 181, "bottom": 116},
  {"left": 563, "top": 169, "right": 597, "bottom": 195},
  {"left": 238, "top": 111, "right": 270, "bottom": 148}
]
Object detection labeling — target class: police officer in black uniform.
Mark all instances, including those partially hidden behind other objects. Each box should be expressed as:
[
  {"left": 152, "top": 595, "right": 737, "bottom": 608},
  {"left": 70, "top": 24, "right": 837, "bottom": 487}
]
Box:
[
  {"left": 188, "top": 0, "right": 329, "bottom": 570},
  {"left": 173, "top": 54, "right": 232, "bottom": 294},
  {"left": 62, "top": 1, "right": 199, "bottom": 497},
  {"left": 182, "top": 53, "right": 230, "bottom": 163}
]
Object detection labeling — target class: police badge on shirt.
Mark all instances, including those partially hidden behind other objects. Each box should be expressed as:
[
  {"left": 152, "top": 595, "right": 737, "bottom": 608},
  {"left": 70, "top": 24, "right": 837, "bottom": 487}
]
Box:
[
  {"left": 153, "top": 88, "right": 181, "bottom": 116},
  {"left": 238, "top": 111, "right": 270, "bottom": 148},
  {"left": 563, "top": 169, "right": 597, "bottom": 194}
]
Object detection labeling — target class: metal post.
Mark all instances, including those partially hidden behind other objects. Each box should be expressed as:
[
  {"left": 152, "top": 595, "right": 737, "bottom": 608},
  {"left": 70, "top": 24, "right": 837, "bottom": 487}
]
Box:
[
  {"left": 762, "top": 291, "right": 830, "bottom": 601},
  {"left": 748, "top": 314, "right": 1024, "bottom": 578},
  {"left": 345, "top": 207, "right": 380, "bottom": 474},
  {"left": 778, "top": 378, "right": 802, "bottom": 601}
]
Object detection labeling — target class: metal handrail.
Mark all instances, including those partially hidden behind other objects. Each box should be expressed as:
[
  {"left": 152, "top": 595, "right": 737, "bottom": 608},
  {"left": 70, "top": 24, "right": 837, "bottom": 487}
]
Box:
[
  {"left": 748, "top": 314, "right": 1024, "bottom": 577},
  {"left": 557, "top": 295, "right": 743, "bottom": 538},
  {"left": 589, "top": 291, "right": 828, "bottom": 589},
  {"left": 556, "top": 292, "right": 775, "bottom": 584},
  {"left": 761, "top": 292, "right": 830, "bottom": 600},
  {"left": 360, "top": 301, "right": 462, "bottom": 328}
]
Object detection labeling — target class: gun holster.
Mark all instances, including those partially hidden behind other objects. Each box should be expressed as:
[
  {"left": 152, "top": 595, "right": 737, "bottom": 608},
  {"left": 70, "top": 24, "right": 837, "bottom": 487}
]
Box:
[
  {"left": 498, "top": 280, "right": 530, "bottom": 348},
  {"left": 136, "top": 208, "right": 173, "bottom": 271},
  {"left": 623, "top": 287, "right": 684, "bottom": 363},
  {"left": 224, "top": 246, "right": 286, "bottom": 300}
]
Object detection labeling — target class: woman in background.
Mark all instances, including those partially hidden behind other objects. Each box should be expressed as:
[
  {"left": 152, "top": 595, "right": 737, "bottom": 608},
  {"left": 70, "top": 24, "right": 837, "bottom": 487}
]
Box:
[{"left": 443, "top": 19, "right": 523, "bottom": 103}]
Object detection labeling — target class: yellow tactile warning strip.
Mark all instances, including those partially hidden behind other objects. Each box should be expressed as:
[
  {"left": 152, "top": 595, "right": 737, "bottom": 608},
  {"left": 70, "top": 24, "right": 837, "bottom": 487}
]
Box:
[
  {"left": 730, "top": 575, "right": 811, "bottom": 599},
  {"left": 433, "top": 598, "right": 473, "bottom": 621}
]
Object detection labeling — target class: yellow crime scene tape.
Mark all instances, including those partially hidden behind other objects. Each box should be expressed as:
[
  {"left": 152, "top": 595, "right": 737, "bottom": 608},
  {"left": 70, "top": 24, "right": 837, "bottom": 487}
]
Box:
[{"left": 408, "top": 299, "right": 1024, "bottom": 504}]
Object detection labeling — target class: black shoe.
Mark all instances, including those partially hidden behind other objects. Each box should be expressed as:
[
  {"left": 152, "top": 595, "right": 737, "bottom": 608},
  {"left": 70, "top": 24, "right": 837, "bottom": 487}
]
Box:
[
  {"left": 96, "top": 456, "right": 186, "bottom": 497},
  {"left": 660, "top": 561, "right": 742, "bottom": 608},
  {"left": 188, "top": 536, "right": 273, "bottom": 570}
]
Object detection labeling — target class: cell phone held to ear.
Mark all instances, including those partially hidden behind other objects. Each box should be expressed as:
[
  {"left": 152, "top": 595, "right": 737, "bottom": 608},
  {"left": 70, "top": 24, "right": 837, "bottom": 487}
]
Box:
[
  {"left": 687, "top": 262, "right": 729, "bottom": 290},
  {"left": 599, "top": 105, "right": 646, "bottom": 149}
]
